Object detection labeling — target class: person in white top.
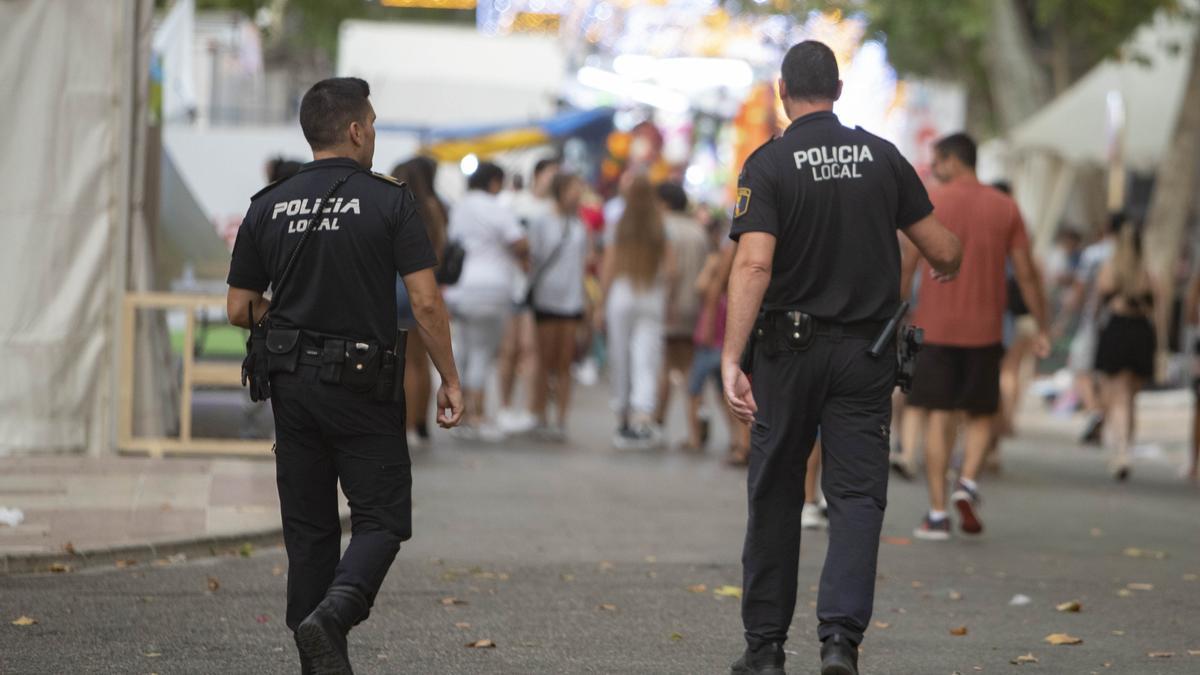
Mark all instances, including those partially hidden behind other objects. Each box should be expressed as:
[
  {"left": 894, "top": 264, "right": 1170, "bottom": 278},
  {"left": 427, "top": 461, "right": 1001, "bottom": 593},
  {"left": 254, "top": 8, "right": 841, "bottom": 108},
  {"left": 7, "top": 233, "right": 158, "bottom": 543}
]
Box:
[
  {"left": 444, "top": 162, "right": 529, "bottom": 435},
  {"left": 527, "top": 173, "right": 590, "bottom": 439},
  {"left": 495, "top": 158, "right": 559, "bottom": 434}
]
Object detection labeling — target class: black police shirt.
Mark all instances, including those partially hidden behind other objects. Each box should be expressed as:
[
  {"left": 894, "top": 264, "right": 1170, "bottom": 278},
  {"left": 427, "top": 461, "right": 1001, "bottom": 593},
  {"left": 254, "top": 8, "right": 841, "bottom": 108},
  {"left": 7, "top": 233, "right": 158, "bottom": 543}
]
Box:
[
  {"left": 227, "top": 157, "right": 437, "bottom": 346},
  {"left": 730, "top": 111, "right": 933, "bottom": 324}
]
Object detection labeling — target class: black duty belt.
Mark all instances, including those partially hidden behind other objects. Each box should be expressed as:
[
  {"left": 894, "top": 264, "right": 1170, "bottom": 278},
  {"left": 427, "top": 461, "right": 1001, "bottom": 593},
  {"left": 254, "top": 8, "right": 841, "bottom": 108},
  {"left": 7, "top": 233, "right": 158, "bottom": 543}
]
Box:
[{"left": 756, "top": 310, "right": 884, "bottom": 341}]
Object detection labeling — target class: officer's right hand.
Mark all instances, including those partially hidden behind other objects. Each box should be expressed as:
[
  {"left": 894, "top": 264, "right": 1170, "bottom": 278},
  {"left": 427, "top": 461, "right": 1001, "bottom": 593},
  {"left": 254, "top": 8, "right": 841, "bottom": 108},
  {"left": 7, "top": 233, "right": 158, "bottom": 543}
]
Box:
[
  {"left": 722, "top": 360, "right": 757, "bottom": 424},
  {"left": 436, "top": 382, "right": 464, "bottom": 428}
]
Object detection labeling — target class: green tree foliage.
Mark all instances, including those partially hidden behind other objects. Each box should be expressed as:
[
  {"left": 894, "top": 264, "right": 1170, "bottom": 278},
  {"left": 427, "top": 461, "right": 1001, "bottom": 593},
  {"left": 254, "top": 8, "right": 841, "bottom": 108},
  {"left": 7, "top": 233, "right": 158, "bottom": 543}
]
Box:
[{"left": 843, "top": 0, "right": 1180, "bottom": 131}]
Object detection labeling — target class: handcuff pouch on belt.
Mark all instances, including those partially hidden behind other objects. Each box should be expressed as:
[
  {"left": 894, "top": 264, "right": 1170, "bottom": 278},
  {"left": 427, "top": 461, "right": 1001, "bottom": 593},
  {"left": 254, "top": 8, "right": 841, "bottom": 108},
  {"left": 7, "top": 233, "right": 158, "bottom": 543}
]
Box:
[{"left": 758, "top": 310, "right": 816, "bottom": 357}]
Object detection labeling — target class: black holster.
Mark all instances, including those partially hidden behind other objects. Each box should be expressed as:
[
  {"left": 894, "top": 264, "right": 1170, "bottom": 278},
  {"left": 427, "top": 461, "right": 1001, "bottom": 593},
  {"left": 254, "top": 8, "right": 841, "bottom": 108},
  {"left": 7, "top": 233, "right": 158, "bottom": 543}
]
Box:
[
  {"left": 241, "top": 307, "right": 272, "bottom": 402},
  {"left": 754, "top": 310, "right": 816, "bottom": 358}
]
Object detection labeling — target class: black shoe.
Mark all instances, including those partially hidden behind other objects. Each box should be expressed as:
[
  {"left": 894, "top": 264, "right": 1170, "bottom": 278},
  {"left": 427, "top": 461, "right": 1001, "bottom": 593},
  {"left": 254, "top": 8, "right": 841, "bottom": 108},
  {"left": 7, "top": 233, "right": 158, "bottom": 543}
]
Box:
[
  {"left": 415, "top": 422, "right": 429, "bottom": 440},
  {"left": 820, "top": 635, "right": 859, "bottom": 675},
  {"left": 1080, "top": 412, "right": 1104, "bottom": 446},
  {"left": 295, "top": 637, "right": 314, "bottom": 675},
  {"left": 295, "top": 585, "right": 368, "bottom": 675},
  {"left": 731, "top": 642, "right": 786, "bottom": 675}
]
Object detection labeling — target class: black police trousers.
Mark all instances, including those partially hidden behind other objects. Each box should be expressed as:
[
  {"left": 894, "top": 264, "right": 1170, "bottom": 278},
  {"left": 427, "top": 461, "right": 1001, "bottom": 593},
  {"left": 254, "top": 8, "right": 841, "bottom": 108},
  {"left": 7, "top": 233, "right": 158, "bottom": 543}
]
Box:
[
  {"left": 742, "top": 333, "right": 894, "bottom": 648},
  {"left": 270, "top": 365, "right": 412, "bottom": 631}
]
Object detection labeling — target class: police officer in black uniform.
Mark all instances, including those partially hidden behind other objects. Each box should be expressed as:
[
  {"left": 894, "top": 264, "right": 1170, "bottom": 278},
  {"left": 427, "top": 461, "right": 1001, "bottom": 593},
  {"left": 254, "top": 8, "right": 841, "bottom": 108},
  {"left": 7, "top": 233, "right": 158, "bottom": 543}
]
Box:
[
  {"left": 226, "top": 77, "right": 463, "bottom": 674},
  {"left": 721, "top": 42, "right": 962, "bottom": 675}
]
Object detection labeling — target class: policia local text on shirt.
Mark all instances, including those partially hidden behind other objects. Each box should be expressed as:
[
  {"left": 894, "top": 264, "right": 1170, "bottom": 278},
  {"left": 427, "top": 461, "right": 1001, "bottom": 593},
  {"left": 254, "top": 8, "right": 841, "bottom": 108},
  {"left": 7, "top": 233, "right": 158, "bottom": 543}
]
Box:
[
  {"left": 226, "top": 77, "right": 463, "bottom": 675},
  {"left": 721, "top": 41, "right": 962, "bottom": 675}
]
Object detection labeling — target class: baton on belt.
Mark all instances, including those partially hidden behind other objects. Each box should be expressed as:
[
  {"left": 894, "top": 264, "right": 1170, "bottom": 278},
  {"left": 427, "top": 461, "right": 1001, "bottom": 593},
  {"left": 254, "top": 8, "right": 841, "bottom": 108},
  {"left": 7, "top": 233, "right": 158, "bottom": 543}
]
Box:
[{"left": 868, "top": 301, "right": 909, "bottom": 358}]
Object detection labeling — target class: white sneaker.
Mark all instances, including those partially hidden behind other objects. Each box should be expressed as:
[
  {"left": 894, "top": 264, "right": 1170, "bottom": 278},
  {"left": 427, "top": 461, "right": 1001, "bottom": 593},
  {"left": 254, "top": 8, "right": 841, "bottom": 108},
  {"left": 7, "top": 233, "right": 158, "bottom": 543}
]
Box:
[
  {"left": 497, "top": 408, "right": 536, "bottom": 434},
  {"left": 801, "top": 503, "right": 828, "bottom": 530},
  {"left": 572, "top": 358, "right": 599, "bottom": 386},
  {"left": 477, "top": 424, "right": 506, "bottom": 443}
]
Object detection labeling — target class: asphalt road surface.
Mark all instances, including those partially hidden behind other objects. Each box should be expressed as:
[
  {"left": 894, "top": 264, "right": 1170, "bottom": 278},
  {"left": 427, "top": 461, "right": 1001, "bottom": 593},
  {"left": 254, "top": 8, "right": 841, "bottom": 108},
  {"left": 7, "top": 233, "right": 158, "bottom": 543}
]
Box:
[{"left": 3, "top": 387, "right": 1198, "bottom": 674}]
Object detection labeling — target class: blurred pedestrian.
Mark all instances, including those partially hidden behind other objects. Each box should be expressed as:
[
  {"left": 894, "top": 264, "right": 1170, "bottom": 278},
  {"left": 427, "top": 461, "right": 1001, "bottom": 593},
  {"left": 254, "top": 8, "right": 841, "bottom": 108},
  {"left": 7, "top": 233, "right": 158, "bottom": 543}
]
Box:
[
  {"left": 444, "top": 161, "right": 529, "bottom": 439},
  {"left": 655, "top": 181, "right": 710, "bottom": 439},
  {"left": 1066, "top": 219, "right": 1119, "bottom": 442},
  {"left": 1093, "top": 222, "right": 1157, "bottom": 481},
  {"left": 903, "top": 133, "right": 1050, "bottom": 541},
  {"left": 597, "top": 175, "right": 673, "bottom": 449},
  {"left": 1187, "top": 268, "right": 1200, "bottom": 481},
  {"left": 496, "top": 157, "right": 560, "bottom": 433},
  {"left": 683, "top": 217, "right": 749, "bottom": 462},
  {"left": 392, "top": 159, "right": 448, "bottom": 444},
  {"left": 528, "top": 173, "right": 589, "bottom": 440}
]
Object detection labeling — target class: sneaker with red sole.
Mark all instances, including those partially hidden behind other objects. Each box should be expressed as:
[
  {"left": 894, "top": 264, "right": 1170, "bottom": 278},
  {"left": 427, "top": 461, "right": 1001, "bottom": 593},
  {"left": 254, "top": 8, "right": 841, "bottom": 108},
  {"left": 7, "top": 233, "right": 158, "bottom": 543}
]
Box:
[
  {"left": 951, "top": 480, "right": 983, "bottom": 534},
  {"left": 913, "top": 513, "right": 951, "bottom": 541}
]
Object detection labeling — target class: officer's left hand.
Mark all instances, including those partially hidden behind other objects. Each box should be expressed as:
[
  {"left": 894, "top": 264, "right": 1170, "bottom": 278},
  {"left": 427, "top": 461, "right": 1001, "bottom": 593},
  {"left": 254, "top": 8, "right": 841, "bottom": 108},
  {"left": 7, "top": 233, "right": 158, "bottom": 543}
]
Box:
[
  {"left": 436, "top": 382, "right": 464, "bottom": 429},
  {"left": 722, "top": 360, "right": 757, "bottom": 424}
]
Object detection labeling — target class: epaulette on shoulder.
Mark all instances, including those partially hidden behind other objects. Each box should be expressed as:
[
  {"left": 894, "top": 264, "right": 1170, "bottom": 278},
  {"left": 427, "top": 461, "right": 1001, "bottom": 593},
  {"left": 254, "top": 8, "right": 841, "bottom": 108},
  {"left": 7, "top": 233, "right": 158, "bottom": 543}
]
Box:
[
  {"left": 742, "top": 136, "right": 776, "bottom": 168},
  {"left": 250, "top": 174, "right": 295, "bottom": 201},
  {"left": 368, "top": 171, "right": 407, "bottom": 189}
]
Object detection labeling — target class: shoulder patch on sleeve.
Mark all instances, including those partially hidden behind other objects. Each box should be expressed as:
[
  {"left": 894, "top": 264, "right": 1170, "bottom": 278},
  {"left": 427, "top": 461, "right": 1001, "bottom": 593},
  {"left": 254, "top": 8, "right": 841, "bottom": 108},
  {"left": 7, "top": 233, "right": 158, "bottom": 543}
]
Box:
[
  {"left": 368, "top": 171, "right": 406, "bottom": 189},
  {"left": 735, "top": 187, "right": 752, "bottom": 219}
]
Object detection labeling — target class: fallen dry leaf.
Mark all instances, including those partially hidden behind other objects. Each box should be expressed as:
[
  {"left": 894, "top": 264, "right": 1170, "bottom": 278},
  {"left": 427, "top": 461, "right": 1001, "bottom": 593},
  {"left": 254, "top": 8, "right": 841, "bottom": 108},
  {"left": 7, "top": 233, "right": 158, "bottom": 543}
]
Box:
[
  {"left": 881, "top": 536, "right": 912, "bottom": 546},
  {"left": 48, "top": 562, "right": 71, "bottom": 574},
  {"left": 1044, "top": 633, "right": 1083, "bottom": 646},
  {"left": 1147, "top": 652, "right": 1175, "bottom": 659},
  {"left": 714, "top": 585, "right": 742, "bottom": 598},
  {"left": 11, "top": 616, "right": 38, "bottom": 626},
  {"left": 207, "top": 577, "right": 220, "bottom": 592},
  {"left": 949, "top": 626, "right": 968, "bottom": 636},
  {"left": 466, "top": 639, "right": 496, "bottom": 649},
  {"left": 686, "top": 584, "right": 707, "bottom": 593},
  {"left": 1010, "top": 653, "right": 1039, "bottom": 665},
  {"left": 1123, "top": 547, "right": 1167, "bottom": 560},
  {"left": 238, "top": 543, "right": 254, "bottom": 558},
  {"left": 598, "top": 603, "right": 617, "bottom": 612},
  {"left": 1127, "top": 583, "right": 1154, "bottom": 591},
  {"left": 873, "top": 621, "right": 891, "bottom": 629},
  {"left": 669, "top": 632, "right": 684, "bottom": 642},
  {"left": 454, "top": 622, "right": 471, "bottom": 629},
  {"left": 440, "top": 597, "right": 468, "bottom": 606},
  {"left": 1056, "top": 600, "right": 1082, "bottom": 613}
]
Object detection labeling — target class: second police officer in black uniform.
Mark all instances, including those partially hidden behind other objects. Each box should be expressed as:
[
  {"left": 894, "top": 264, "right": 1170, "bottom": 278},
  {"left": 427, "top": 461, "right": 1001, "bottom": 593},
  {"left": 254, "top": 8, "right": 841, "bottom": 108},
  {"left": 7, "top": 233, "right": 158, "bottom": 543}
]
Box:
[
  {"left": 721, "top": 42, "right": 962, "bottom": 675},
  {"left": 227, "top": 77, "right": 464, "bottom": 675}
]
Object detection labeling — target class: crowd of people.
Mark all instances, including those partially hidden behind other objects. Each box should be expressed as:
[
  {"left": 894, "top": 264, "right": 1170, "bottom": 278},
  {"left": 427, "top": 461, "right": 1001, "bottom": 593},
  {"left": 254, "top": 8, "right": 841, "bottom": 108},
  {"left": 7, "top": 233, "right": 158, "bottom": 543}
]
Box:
[
  {"left": 390, "top": 155, "right": 751, "bottom": 463},
  {"left": 380, "top": 132, "right": 1200, "bottom": 495}
]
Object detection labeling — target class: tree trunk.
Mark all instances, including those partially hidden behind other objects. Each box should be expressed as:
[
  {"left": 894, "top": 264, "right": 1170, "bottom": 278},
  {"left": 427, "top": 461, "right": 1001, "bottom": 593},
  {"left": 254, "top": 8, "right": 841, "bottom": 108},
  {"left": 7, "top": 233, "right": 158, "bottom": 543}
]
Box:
[
  {"left": 1142, "top": 20, "right": 1200, "bottom": 364},
  {"left": 983, "top": 0, "right": 1053, "bottom": 130}
]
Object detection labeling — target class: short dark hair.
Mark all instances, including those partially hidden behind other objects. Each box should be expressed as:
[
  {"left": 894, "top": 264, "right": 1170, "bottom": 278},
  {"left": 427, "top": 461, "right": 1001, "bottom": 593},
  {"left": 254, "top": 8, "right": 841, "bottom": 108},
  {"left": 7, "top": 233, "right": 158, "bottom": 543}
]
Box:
[
  {"left": 532, "top": 157, "right": 560, "bottom": 182},
  {"left": 467, "top": 161, "right": 505, "bottom": 191},
  {"left": 655, "top": 181, "right": 688, "bottom": 212},
  {"left": 781, "top": 40, "right": 839, "bottom": 101},
  {"left": 550, "top": 172, "right": 581, "bottom": 204},
  {"left": 934, "top": 133, "right": 977, "bottom": 168},
  {"left": 299, "top": 77, "right": 371, "bottom": 150}
]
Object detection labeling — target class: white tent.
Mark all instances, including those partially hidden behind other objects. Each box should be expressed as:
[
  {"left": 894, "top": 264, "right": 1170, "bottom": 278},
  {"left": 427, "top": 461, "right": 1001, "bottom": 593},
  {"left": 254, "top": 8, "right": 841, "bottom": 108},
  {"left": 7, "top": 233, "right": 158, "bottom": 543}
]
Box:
[
  {"left": 1010, "top": 8, "right": 1196, "bottom": 171},
  {"left": 1004, "top": 5, "right": 1197, "bottom": 250},
  {"left": 0, "top": 0, "right": 154, "bottom": 455}
]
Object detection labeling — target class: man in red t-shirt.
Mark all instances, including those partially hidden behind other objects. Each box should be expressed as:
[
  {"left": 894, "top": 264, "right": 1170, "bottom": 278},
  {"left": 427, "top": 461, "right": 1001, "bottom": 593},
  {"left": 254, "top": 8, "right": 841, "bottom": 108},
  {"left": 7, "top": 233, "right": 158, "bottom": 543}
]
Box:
[{"left": 902, "top": 133, "right": 1049, "bottom": 541}]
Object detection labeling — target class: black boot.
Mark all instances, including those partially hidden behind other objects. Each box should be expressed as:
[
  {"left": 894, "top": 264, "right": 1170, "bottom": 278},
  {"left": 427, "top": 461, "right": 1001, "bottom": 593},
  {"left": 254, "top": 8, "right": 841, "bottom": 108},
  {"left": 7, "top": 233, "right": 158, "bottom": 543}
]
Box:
[
  {"left": 294, "top": 635, "right": 314, "bottom": 675},
  {"left": 820, "top": 634, "right": 859, "bottom": 675},
  {"left": 731, "top": 641, "right": 786, "bottom": 675},
  {"left": 295, "top": 584, "right": 369, "bottom": 675}
]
